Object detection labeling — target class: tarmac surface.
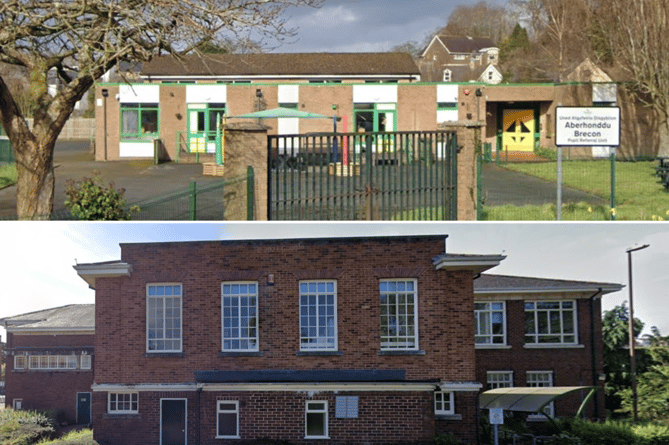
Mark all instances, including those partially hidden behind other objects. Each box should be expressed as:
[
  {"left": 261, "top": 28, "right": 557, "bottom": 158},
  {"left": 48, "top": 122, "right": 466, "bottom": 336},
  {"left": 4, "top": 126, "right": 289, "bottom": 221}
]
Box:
[{"left": 0, "top": 140, "right": 605, "bottom": 220}]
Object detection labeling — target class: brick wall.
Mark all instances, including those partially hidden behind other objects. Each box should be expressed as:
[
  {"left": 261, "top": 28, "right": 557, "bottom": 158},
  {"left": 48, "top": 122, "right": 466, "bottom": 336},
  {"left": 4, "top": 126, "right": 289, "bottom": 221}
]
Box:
[
  {"left": 476, "top": 297, "right": 605, "bottom": 419},
  {"left": 5, "top": 332, "right": 94, "bottom": 423}
]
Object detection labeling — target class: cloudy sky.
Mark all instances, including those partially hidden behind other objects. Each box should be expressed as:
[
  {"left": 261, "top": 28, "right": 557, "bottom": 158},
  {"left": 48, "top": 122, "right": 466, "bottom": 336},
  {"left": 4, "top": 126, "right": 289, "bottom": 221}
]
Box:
[
  {"left": 1, "top": 222, "right": 667, "bottom": 343},
  {"left": 271, "top": 0, "right": 505, "bottom": 53}
]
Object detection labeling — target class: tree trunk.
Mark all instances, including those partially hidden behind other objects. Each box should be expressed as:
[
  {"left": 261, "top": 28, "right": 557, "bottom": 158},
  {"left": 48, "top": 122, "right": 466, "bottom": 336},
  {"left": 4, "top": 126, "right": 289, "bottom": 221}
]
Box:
[
  {"left": 659, "top": 112, "right": 669, "bottom": 157},
  {"left": 14, "top": 137, "right": 55, "bottom": 220}
]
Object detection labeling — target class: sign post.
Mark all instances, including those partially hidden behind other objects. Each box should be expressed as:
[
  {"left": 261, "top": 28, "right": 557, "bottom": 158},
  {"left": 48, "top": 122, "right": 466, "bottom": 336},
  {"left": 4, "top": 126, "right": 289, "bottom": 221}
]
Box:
[
  {"left": 489, "top": 408, "right": 504, "bottom": 445},
  {"left": 555, "top": 107, "right": 621, "bottom": 220}
]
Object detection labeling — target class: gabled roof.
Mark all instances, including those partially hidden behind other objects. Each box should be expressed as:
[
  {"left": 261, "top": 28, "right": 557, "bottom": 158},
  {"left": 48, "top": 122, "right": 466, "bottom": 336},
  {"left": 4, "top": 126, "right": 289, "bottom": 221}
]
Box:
[
  {"left": 0, "top": 304, "right": 94, "bottom": 332},
  {"left": 141, "top": 52, "right": 420, "bottom": 80},
  {"left": 426, "top": 35, "right": 497, "bottom": 56},
  {"left": 474, "top": 274, "right": 623, "bottom": 294}
]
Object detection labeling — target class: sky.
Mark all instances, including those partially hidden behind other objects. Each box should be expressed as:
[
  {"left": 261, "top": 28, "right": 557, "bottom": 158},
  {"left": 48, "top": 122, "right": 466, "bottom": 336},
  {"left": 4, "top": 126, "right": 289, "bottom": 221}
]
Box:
[
  {"left": 0, "top": 222, "right": 667, "bottom": 343},
  {"left": 270, "top": 0, "right": 504, "bottom": 53}
]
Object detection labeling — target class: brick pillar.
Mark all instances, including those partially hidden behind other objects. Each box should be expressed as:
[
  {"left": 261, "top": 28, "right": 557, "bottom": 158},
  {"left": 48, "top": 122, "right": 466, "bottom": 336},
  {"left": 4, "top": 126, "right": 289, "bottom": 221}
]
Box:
[
  {"left": 222, "top": 122, "right": 269, "bottom": 221},
  {"left": 440, "top": 122, "right": 483, "bottom": 221}
]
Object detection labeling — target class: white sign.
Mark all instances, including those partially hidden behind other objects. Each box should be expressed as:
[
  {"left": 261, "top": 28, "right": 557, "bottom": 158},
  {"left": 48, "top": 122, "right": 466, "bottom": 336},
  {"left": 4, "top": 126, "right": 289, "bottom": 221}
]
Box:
[
  {"left": 489, "top": 408, "right": 504, "bottom": 425},
  {"left": 555, "top": 107, "right": 620, "bottom": 147}
]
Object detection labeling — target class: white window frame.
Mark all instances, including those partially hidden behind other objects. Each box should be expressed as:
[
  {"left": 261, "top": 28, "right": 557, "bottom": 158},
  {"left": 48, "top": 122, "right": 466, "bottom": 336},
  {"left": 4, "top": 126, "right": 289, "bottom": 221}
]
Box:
[
  {"left": 14, "top": 355, "right": 26, "bottom": 370},
  {"left": 299, "top": 280, "right": 338, "bottom": 351},
  {"left": 108, "top": 392, "right": 139, "bottom": 414},
  {"left": 216, "top": 400, "right": 240, "bottom": 439},
  {"left": 525, "top": 300, "right": 578, "bottom": 345},
  {"left": 454, "top": 54, "right": 466, "bottom": 61},
  {"left": 527, "top": 371, "right": 554, "bottom": 419},
  {"left": 305, "top": 401, "right": 329, "bottom": 439},
  {"left": 434, "top": 391, "right": 454, "bottom": 415},
  {"left": 475, "top": 302, "right": 506, "bottom": 346},
  {"left": 443, "top": 69, "right": 452, "bottom": 82},
  {"left": 487, "top": 371, "right": 513, "bottom": 389},
  {"left": 27, "top": 355, "right": 77, "bottom": 370},
  {"left": 80, "top": 354, "right": 92, "bottom": 370},
  {"left": 146, "top": 283, "right": 183, "bottom": 353},
  {"left": 222, "top": 282, "right": 259, "bottom": 352},
  {"left": 13, "top": 399, "right": 23, "bottom": 410},
  {"left": 380, "top": 279, "right": 418, "bottom": 351}
]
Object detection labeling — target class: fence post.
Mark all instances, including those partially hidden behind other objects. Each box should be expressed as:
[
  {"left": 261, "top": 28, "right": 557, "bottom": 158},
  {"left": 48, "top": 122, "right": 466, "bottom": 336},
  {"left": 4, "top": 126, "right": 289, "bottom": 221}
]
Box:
[
  {"left": 365, "top": 134, "right": 374, "bottom": 221},
  {"left": 189, "top": 181, "right": 197, "bottom": 221},
  {"left": 247, "top": 166, "right": 255, "bottom": 221}
]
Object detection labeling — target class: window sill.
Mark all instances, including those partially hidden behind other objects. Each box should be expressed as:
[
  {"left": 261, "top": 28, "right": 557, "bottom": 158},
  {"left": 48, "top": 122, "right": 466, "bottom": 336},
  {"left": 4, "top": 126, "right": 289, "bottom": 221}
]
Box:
[
  {"left": 103, "top": 413, "right": 140, "bottom": 419},
  {"left": 524, "top": 344, "right": 584, "bottom": 349},
  {"left": 219, "top": 351, "right": 263, "bottom": 357},
  {"left": 304, "top": 436, "right": 330, "bottom": 440},
  {"left": 296, "top": 351, "right": 343, "bottom": 357},
  {"left": 143, "top": 352, "right": 185, "bottom": 358},
  {"left": 436, "top": 414, "right": 462, "bottom": 421},
  {"left": 475, "top": 345, "right": 512, "bottom": 350},
  {"left": 377, "top": 350, "right": 426, "bottom": 356},
  {"left": 216, "top": 436, "right": 241, "bottom": 439}
]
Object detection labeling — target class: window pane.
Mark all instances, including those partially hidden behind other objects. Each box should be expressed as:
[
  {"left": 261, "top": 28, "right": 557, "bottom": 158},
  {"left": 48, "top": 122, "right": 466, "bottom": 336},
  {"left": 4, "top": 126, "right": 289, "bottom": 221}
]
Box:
[
  {"left": 122, "top": 109, "right": 138, "bottom": 135},
  {"left": 306, "top": 413, "right": 325, "bottom": 436},
  {"left": 218, "top": 413, "right": 237, "bottom": 436}
]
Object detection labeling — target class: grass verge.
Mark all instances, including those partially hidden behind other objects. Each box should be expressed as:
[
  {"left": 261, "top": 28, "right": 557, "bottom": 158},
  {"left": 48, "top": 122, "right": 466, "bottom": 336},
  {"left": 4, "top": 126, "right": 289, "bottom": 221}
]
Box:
[{"left": 0, "top": 163, "right": 17, "bottom": 189}]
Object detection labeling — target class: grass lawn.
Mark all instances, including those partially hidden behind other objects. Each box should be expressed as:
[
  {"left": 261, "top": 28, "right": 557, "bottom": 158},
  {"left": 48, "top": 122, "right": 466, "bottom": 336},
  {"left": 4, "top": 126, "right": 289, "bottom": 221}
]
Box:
[
  {"left": 484, "top": 160, "right": 669, "bottom": 221},
  {"left": 0, "top": 163, "right": 17, "bottom": 190}
]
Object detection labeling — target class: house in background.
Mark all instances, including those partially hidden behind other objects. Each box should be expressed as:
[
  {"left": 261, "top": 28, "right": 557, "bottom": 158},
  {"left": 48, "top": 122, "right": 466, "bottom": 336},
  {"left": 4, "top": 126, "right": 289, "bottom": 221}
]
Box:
[
  {"left": 0, "top": 305, "right": 94, "bottom": 424},
  {"left": 418, "top": 36, "right": 502, "bottom": 84}
]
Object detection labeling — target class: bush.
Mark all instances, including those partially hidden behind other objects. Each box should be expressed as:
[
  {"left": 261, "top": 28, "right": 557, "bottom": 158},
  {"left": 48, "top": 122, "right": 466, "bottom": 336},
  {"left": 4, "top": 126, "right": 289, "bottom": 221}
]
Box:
[
  {"left": 633, "top": 423, "right": 669, "bottom": 445},
  {"left": 64, "top": 171, "right": 139, "bottom": 221},
  {"left": 0, "top": 409, "right": 55, "bottom": 445},
  {"left": 37, "top": 428, "right": 97, "bottom": 445}
]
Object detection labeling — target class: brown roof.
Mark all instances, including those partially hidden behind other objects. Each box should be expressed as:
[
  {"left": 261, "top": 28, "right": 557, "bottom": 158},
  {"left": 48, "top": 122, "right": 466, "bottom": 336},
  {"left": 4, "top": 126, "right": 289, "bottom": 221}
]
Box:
[
  {"left": 474, "top": 274, "right": 623, "bottom": 294},
  {"left": 141, "top": 52, "right": 420, "bottom": 78},
  {"left": 437, "top": 36, "right": 496, "bottom": 53},
  {"left": 0, "top": 304, "right": 95, "bottom": 330}
]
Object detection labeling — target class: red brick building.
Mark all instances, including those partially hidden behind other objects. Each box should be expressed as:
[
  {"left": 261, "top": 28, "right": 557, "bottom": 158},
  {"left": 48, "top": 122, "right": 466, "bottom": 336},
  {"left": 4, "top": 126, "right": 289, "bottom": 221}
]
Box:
[
  {"left": 74, "top": 235, "right": 505, "bottom": 445},
  {"left": 0, "top": 305, "right": 94, "bottom": 424}
]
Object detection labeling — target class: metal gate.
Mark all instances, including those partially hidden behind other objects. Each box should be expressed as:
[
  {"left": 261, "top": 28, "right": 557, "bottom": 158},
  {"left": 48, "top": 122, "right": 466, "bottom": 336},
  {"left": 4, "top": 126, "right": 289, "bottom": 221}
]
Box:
[{"left": 268, "top": 130, "right": 458, "bottom": 220}]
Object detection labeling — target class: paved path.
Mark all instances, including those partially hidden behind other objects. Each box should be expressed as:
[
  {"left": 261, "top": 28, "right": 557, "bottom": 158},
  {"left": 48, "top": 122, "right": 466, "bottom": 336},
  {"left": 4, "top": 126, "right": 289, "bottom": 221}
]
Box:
[
  {"left": 480, "top": 163, "right": 607, "bottom": 207},
  {"left": 0, "top": 141, "right": 227, "bottom": 219}
]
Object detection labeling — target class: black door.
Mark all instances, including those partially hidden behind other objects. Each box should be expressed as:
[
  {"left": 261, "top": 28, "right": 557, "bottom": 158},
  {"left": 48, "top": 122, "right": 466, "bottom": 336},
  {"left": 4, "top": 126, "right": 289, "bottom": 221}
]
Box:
[
  {"left": 161, "top": 399, "right": 186, "bottom": 445},
  {"left": 76, "top": 393, "right": 91, "bottom": 424}
]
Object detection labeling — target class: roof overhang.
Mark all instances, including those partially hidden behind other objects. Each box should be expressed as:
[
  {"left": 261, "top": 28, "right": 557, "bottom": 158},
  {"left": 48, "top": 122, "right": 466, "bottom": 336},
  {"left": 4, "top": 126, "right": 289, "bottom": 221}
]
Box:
[
  {"left": 140, "top": 74, "right": 420, "bottom": 82},
  {"left": 433, "top": 255, "right": 506, "bottom": 275},
  {"left": 480, "top": 386, "right": 596, "bottom": 413},
  {"left": 74, "top": 261, "right": 133, "bottom": 289},
  {"left": 475, "top": 285, "right": 623, "bottom": 295}
]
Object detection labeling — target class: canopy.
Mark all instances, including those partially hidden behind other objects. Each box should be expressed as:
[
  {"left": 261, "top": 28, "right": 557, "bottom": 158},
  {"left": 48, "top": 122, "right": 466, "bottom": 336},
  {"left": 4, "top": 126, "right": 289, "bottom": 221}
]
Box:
[
  {"left": 480, "top": 386, "right": 596, "bottom": 414},
  {"left": 228, "top": 107, "right": 331, "bottom": 119}
]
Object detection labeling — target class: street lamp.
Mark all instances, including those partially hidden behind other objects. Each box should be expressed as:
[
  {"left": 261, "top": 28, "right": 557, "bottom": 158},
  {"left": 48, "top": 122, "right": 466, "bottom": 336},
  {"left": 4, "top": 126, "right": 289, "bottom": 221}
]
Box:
[{"left": 626, "top": 243, "right": 649, "bottom": 422}]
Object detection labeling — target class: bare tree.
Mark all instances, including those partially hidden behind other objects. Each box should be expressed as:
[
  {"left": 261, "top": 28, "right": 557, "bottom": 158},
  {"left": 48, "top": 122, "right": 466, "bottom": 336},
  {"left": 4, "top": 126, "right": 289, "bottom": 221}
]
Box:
[
  {"left": 440, "top": 1, "right": 513, "bottom": 44},
  {"left": 0, "top": 0, "right": 322, "bottom": 220},
  {"left": 595, "top": 0, "right": 669, "bottom": 156}
]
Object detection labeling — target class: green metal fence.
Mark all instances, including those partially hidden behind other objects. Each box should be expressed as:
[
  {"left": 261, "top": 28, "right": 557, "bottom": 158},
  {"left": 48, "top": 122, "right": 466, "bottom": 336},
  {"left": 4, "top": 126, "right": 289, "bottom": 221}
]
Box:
[
  {"left": 128, "top": 169, "right": 254, "bottom": 221},
  {"left": 268, "top": 130, "right": 458, "bottom": 221}
]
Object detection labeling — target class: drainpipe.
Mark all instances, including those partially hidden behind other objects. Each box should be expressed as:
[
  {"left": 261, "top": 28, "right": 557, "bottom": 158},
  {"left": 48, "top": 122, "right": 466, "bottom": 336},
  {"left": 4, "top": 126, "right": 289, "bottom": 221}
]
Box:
[
  {"left": 589, "top": 288, "right": 603, "bottom": 419},
  {"left": 196, "top": 386, "right": 202, "bottom": 445}
]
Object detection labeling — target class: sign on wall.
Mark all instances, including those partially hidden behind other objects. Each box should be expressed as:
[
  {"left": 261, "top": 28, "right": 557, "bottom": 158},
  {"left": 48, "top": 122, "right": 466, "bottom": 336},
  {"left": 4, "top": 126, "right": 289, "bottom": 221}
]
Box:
[{"left": 555, "top": 107, "right": 620, "bottom": 147}]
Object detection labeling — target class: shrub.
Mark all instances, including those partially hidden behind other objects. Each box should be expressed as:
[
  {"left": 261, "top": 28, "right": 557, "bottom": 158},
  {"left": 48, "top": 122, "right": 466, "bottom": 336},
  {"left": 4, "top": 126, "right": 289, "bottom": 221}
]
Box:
[
  {"left": 64, "top": 171, "right": 139, "bottom": 221},
  {"left": 633, "top": 423, "right": 669, "bottom": 445},
  {"left": 0, "top": 408, "right": 55, "bottom": 445},
  {"left": 37, "top": 428, "right": 98, "bottom": 445}
]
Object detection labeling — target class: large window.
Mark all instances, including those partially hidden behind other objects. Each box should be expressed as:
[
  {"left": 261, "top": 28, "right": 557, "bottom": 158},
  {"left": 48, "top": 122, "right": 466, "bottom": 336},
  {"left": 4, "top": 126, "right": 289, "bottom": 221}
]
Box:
[
  {"left": 305, "top": 401, "right": 328, "bottom": 439},
  {"left": 216, "top": 401, "right": 240, "bottom": 438},
  {"left": 147, "top": 284, "right": 182, "bottom": 352},
  {"left": 475, "top": 302, "right": 506, "bottom": 345},
  {"left": 14, "top": 356, "right": 26, "bottom": 370},
  {"left": 299, "top": 281, "right": 337, "bottom": 350},
  {"left": 527, "top": 371, "right": 554, "bottom": 418},
  {"left": 222, "top": 282, "right": 258, "bottom": 351},
  {"left": 434, "top": 391, "right": 454, "bottom": 415},
  {"left": 443, "top": 69, "right": 452, "bottom": 82},
  {"left": 28, "top": 355, "right": 77, "bottom": 370},
  {"left": 108, "top": 392, "right": 139, "bottom": 414},
  {"left": 525, "top": 301, "right": 577, "bottom": 345},
  {"left": 380, "top": 279, "right": 418, "bottom": 350},
  {"left": 487, "top": 371, "right": 513, "bottom": 389},
  {"left": 120, "top": 103, "right": 159, "bottom": 139}
]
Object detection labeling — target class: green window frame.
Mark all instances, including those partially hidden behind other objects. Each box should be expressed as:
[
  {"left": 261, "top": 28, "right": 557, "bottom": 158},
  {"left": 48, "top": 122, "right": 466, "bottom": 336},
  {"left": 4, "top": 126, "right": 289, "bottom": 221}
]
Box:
[{"left": 120, "top": 103, "right": 159, "bottom": 139}]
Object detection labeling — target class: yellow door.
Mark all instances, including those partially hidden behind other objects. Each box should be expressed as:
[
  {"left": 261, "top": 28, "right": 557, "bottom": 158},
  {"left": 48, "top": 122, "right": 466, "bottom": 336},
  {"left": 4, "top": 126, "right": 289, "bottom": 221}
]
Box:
[{"left": 502, "top": 109, "right": 535, "bottom": 152}]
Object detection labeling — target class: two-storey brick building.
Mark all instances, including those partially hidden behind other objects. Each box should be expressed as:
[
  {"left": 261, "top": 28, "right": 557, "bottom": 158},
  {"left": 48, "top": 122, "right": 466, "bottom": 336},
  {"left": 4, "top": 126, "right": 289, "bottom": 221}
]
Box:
[
  {"left": 0, "top": 305, "right": 95, "bottom": 424},
  {"left": 74, "top": 235, "right": 506, "bottom": 445}
]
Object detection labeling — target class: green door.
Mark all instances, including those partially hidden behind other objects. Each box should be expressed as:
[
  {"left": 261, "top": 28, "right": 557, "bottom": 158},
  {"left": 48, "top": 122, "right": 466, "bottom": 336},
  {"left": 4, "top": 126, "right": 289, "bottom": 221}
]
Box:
[
  {"left": 187, "top": 104, "right": 226, "bottom": 153},
  {"left": 76, "top": 393, "right": 91, "bottom": 424}
]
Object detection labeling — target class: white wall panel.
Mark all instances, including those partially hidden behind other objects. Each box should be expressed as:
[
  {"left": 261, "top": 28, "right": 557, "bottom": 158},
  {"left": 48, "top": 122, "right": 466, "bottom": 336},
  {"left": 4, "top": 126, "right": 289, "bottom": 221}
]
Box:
[
  {"left": 186, "top": 84, "right": 227, "bottom": 103},
  {"left": 119, "top": 85, "right": 160, "bottom": 103},
  {"left": 353, "top": 85, "right": 398, "bottom": 103}
]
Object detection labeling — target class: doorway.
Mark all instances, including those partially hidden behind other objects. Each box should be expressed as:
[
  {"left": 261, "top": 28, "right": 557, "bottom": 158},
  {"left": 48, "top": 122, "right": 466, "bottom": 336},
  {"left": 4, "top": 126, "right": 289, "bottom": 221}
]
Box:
[
  {"left": 76, "top": 392, "right": 91, "bottom": 424},
  {"left": 161, "top": 399, "right": 187, "bottom": 445}
]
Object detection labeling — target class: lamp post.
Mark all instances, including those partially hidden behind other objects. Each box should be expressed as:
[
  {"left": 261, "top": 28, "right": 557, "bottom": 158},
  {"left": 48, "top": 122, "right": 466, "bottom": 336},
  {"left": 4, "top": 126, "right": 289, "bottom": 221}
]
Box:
[{"left": 626, "top": 243, "right": 649, "bottom": 422}]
